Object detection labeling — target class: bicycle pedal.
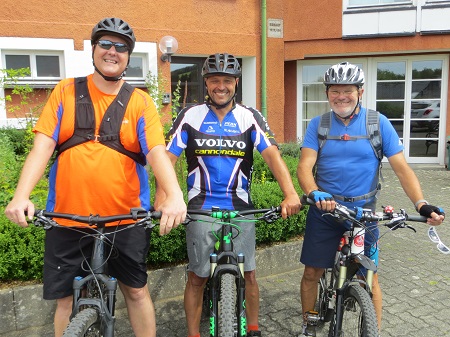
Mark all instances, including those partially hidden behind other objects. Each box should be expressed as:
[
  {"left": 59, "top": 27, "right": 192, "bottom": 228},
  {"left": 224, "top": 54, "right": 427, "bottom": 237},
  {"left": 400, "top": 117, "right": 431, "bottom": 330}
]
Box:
[{"left": 304, "top": 310, "right": 319, "bottom": 326}]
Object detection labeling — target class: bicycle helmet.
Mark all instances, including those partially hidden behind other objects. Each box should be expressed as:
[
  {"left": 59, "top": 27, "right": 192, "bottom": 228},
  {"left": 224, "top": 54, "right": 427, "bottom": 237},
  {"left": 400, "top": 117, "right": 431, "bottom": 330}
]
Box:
[
  {"left": 201, "top": 53, "right": 241, "bottom": 78},
  {"left": 323, "top": 62, "right": 365, "bottom": 87},
  {"left": 91, "top": 17, "right": 136, "bottom": 53}
]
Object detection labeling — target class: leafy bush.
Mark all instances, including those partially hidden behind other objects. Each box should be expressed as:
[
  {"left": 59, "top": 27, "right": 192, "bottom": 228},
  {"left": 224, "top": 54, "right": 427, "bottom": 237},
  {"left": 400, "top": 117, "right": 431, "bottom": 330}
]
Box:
[
  {"left": 0, "top": 136, "right": 306, "bottom": 281},
  {"left": 0, "top": 220, "right": 45, "bottom": 281}
]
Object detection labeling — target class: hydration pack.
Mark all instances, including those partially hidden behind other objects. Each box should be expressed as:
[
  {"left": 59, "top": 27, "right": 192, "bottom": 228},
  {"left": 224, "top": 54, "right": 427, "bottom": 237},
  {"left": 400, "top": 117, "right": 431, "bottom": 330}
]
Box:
[{"left": 56, "top": 77, "right": 146, "bottom": 166}]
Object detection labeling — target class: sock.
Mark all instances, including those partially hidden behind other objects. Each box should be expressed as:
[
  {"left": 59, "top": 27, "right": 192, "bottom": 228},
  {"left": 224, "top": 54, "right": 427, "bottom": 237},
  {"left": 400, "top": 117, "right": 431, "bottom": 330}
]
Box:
[{"left": 247, "top": 324, "right": 259, "bottom": 332}]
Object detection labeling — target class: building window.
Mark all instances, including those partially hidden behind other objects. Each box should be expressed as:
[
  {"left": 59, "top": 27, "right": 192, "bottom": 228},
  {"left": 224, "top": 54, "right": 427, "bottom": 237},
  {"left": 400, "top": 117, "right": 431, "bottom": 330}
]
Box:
[
  {"left": 4, "top": 52, "right": 62, "bottom": 80},
  {"left": 348, "top": 0, "right": 411, "bottom": 7},
  {"left": 125, "top": 55, "right": 145, "bottom": 78},
  {"left": 299, "top": 56, "right": 447, "bottom": 164}
]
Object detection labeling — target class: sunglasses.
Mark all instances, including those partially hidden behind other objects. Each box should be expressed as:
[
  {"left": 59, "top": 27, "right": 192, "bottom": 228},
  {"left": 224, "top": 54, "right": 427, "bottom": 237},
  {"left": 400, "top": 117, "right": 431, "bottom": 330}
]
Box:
[
  {"left": 97, "top": 40, "right": 129, "bottom": 53},
  {"left": 428, "top": 226, "right": 450, "bottom": 254}
]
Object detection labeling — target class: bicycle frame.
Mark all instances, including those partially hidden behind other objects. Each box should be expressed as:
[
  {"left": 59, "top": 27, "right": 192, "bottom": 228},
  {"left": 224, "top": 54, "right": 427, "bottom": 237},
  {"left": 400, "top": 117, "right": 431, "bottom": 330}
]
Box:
[
  {"left": 209, "top": 213, "right": 247, "bottom": 337},
  {"left": 71, "top": 227, "right": 118, "bottom": 337},
  {"left": 186, "top": 207, "right": 280, "bottom": 337},
  {"left": 32, "top": 208, "right": 161, "bottom": 337},
  {"left": 331, "top": 224, "right": 377, "bottom": 336},
  {"left": 302, "top": 194, "right": 428, "bottom": 337}
]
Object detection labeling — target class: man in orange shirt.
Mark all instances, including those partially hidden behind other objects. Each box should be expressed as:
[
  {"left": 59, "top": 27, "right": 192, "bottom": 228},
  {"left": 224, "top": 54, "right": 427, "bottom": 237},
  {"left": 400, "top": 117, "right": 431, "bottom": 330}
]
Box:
[{"left": 5, "top": 17, "right": 186, "bottom": 337}]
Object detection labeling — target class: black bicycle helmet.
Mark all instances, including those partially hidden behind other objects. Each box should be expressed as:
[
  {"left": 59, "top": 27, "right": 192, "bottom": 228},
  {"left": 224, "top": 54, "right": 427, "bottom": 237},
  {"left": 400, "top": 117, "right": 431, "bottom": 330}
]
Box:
[
  {"left": 201, "top": 53, "right": 241, "bottom": 78},
  {"left": 91, "top": 17, "right": 136, "bottom": 53},
  {"left": 324, "top": 62, "right": 365, "bottom": 87}
]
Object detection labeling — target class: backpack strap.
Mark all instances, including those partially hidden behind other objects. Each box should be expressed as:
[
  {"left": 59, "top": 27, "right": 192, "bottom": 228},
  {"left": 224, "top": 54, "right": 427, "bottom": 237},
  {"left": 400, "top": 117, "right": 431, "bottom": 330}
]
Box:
[
  {"left": 56, "top": 77, "right": 146, "bottom": 166},
  {"left": 97, "top": 82, "right": 146, "bottom": 166},
  {"left": 56, "top": 77, "right": 96, "bottom": 154},
  {"left": 366, "top": 109, "right": 383, "bottom": 161}
]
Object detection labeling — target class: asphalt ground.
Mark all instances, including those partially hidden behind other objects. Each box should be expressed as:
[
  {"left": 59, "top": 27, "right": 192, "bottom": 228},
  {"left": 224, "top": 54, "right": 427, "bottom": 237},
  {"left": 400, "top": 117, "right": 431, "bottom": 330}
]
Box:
[{"left": 2, "top": 166, "right": 449, "bottom": 337}]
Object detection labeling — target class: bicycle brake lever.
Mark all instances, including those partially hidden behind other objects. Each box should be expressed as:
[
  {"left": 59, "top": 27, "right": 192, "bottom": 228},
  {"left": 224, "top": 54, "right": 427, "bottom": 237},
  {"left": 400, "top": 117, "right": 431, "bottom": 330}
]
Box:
[{"left": 405, "top": 224, "right": 417, "bottom": 233}]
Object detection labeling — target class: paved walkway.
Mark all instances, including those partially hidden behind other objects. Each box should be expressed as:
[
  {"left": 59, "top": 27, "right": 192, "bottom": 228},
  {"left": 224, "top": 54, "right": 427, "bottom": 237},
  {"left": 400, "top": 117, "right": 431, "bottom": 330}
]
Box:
[{"left": 2, "top": 166, "right": 449, "bottom": 336}]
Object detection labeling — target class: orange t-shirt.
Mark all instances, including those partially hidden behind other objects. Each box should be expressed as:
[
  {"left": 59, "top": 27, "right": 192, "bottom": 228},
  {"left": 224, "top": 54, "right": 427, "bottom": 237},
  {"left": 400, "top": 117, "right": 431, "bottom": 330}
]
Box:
[{"left": 34, "top": 75, "right": 165, "bottom": 226}]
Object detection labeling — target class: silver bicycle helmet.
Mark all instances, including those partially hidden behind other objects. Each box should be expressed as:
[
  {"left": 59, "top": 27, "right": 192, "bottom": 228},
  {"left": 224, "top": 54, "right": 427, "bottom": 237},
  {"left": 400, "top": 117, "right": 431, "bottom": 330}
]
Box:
[
  {"left": 201, "top": 53, "right": 241, "bottom": 78},
  {"left": 91, "top": 17, "right": 136, "bottom": 53},
  {"left": 324, "top": 62, "right": 365, "bottom": 87}
]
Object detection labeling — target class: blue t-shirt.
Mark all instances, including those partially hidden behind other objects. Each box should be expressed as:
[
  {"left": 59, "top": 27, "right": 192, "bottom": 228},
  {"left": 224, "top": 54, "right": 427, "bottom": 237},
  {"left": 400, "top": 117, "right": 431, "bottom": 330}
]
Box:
[{"left": 302, "top": 107, "right": 403, "bottom": 207}]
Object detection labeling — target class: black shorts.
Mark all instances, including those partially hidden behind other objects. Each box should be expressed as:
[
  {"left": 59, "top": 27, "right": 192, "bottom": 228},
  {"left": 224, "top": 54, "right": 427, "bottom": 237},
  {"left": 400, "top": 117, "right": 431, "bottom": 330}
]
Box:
[{"left": 43, "top": 225, "right": 152, "bottom": 300}]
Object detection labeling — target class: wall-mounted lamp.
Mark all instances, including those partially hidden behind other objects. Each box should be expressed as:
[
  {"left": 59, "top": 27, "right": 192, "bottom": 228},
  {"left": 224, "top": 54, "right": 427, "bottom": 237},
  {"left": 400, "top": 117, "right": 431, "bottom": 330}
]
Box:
[{"left": 159, "top": 36, "right": 179, "bottom": 62}]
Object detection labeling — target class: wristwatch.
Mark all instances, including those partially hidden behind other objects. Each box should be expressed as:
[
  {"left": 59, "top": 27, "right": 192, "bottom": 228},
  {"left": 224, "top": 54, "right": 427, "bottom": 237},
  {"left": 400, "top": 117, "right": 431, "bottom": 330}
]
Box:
[{"left": 414, "top": 199, "right": 429, "bottom": 212}]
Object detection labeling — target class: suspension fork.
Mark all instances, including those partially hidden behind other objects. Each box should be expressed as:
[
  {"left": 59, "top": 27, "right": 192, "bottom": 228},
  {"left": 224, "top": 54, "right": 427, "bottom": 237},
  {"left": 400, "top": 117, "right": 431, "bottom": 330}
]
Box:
[
  {"left": 332, "top": 264, "right": 348, "bottom": 337},
  {"left": 237, "top": 253, "right": 246, "bottom": 337},
  {"left": 209, "top": 254, "right": 219, "bottom": 337}
]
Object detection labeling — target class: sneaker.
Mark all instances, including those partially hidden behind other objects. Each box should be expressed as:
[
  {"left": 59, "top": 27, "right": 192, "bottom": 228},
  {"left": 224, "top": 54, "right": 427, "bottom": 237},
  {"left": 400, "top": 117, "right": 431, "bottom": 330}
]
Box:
[
  {"left": 301, "top": 310, "right": 318, "bottom": 337},
  {"left": 301, "top": 323, "right": 316, "bottom": 337},
  {"left": 247, "top": 331, "right": 262, "bottom": 336}
]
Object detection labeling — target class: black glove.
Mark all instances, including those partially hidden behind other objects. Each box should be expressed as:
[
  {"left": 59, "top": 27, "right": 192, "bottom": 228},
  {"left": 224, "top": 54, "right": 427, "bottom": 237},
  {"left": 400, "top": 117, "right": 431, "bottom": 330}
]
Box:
[{"left": 419, "top": 204, "right": 445, "bottom": 218}]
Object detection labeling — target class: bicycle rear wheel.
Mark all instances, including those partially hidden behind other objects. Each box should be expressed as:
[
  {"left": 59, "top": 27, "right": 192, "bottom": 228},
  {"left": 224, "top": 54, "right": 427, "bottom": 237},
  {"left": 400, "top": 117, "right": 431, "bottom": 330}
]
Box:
[
  {"left": 329, "top": 284, "right": 378, "bottom": 337},
  {"left": 219, "top": 273, "right": 238, "bottom": 337},
  {"left": 62, "top": 308, "right": 101, "bottom": 337}
]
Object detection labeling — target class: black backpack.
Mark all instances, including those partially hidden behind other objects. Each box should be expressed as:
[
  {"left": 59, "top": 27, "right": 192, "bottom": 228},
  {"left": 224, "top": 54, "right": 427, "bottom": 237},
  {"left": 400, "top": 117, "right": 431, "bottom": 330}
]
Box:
[
  {"left": 56, "top": 77, "right": 146, "bottom": 166},
  {"left": 316, "top": 109, "right": 383, "bottom": 203}
]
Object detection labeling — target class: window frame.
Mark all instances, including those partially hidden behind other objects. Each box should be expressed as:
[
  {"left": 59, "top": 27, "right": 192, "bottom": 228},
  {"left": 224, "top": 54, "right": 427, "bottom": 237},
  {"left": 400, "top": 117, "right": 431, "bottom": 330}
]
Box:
[{"left": 2, "top": 51, "right": 64, "bottom": 84}]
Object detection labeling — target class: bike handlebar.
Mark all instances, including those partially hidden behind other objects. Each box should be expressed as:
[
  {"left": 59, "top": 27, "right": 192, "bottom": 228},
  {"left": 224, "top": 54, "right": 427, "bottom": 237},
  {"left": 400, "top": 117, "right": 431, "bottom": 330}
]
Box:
[
  {"left": 31, "top": 208, "right": 162, "bottom": 229},
  {"left": 301, "top": 194, "right": 427, "bottom": 228},
  {"left": 186, "top": 206, "right": 282, "bottom": 223}
]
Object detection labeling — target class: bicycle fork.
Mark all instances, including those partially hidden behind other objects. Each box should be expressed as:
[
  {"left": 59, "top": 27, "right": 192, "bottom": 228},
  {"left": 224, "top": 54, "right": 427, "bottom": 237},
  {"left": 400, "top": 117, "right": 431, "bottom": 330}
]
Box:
[
  {"left": 332, "top": 264, "right": 374, "bottom": 337},
  {"left": 209, "top": 253, "right": 247, "bottom": 337}
]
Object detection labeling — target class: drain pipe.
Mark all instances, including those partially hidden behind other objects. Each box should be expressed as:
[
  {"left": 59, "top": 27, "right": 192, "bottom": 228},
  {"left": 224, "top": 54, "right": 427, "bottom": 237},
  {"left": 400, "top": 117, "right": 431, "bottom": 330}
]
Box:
[{"left": 261, "top": 0, "right": 267, "bottom": 118}]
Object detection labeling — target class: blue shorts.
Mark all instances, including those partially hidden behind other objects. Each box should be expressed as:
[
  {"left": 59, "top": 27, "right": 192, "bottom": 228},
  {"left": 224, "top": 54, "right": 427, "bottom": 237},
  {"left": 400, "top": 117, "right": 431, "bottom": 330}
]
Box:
[{"left": 300, "top": 206, "right": 379, "bottom": 273}]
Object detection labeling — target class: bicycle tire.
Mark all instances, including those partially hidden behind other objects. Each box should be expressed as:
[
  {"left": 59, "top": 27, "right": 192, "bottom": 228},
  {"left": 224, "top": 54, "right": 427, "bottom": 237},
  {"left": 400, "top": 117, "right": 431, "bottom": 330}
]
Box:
[
  {"left": 219, "top": 273, "right": 238, "bottom": 337},
  {"left": 62, "top": 308, "right": 101, "bottom": 337},
  {"left": 328, "top": 284, "right": 378, "bottom": 337}
]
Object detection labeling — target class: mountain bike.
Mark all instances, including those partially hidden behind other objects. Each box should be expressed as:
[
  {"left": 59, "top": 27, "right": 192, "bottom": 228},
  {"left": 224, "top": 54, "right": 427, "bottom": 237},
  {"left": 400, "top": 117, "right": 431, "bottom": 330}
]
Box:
[
  {"left": 31, "top": 208, "right": 161, "bottom": 337},
  {"left": 301, "top": 195, "right": 427, "bottom": 337},
  {"left": 185, "top": 206, "right": 281, "bottom": 337}
]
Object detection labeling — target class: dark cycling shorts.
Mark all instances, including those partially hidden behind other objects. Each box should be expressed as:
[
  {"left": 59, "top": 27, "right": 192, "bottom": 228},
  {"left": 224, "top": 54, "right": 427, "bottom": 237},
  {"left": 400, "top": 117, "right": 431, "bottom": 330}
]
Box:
[
  {"left": 300, "top": 206, "right": 379, "bottom": 273},
  {"left": 43, "top": 225, "right": 152, "bottom": 300}
]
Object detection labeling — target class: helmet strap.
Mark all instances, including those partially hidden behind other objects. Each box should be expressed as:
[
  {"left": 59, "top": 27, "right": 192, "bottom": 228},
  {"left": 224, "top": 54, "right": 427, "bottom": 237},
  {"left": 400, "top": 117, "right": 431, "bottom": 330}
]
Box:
[
  {"left": 334, "top": 99, "right": 361, "bottom": 121},
  {"left": 91, "top": 46, "right": 129, "bottom": 82}
]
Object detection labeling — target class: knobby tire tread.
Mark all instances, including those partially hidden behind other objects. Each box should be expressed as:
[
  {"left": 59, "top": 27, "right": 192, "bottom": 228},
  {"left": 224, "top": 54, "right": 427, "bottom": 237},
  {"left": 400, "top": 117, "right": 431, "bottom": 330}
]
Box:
[
  {"left": 62, "top": 308, "right": 100, "bottom": 337},
  {"left": 219, "top": 273, "right": 237, "bottom": 337},
  {"left": 329, "top": 284, "right": 378, "bottom": 337}
]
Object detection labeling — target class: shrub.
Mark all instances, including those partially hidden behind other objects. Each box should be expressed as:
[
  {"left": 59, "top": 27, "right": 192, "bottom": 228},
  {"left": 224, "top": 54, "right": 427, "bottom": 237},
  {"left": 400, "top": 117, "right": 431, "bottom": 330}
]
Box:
[{"left": 0, "top": 141, "right": 306, "bottom": 281}]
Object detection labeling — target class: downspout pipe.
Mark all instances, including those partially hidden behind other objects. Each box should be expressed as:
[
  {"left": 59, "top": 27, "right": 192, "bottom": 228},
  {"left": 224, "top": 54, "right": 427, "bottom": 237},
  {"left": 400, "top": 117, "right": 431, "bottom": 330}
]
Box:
[{"left": 261, "top": 0, "right": 267, "bottom": 118}]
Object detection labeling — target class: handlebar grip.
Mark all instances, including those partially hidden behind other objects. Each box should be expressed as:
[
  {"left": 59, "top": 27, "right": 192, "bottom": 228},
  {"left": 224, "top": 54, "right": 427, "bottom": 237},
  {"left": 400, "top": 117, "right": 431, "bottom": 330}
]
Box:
[
  {"left": 406, "top": 214, "right": 428, "bottom": 223},
  {"left": 301, "top": 194, "right": 315, "bottom": 206},
  {"left": 151, "top": 211, "right": 162, "bottom": 219}
]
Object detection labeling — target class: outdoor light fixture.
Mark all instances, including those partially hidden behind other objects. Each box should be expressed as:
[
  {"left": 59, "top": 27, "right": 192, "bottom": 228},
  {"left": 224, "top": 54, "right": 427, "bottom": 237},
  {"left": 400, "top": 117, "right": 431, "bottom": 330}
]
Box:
[{"left": 159, "top": 36, "right": 179, "bottom": 62}]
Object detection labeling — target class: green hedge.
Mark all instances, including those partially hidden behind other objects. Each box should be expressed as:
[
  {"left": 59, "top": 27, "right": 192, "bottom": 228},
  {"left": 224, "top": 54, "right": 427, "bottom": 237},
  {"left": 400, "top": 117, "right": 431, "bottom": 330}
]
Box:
[{"left": 0, "top": 127, "right": 305, "bottom": 282}]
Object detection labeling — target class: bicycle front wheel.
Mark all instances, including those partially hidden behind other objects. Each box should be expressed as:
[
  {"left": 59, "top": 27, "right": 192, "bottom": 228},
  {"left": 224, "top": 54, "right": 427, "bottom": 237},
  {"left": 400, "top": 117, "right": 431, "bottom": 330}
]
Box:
[
  {"left": 62, "top": 308, "right": 101, "bottom": 337},
  {"left": 219, "top": 273, "right": 238, "bottom": 337},
  {"left": 330, "top": 284, "right": 378, "bottom": 337}
]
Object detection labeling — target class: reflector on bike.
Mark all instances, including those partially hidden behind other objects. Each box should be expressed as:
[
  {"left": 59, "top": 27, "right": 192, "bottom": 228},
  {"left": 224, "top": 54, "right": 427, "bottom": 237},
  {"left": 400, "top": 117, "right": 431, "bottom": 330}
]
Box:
[{"left": 428, "top": 226, "right": 450, "bottom": 254}]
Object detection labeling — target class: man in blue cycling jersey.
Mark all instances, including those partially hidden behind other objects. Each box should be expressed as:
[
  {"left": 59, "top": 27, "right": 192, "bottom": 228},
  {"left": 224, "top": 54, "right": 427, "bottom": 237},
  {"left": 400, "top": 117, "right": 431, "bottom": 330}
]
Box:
[
  {"left": 161, "top": 53, "right": 301, "bottom": 337},
  {"left": 296, "top": 62, "right": 445, "bottom": 337}
]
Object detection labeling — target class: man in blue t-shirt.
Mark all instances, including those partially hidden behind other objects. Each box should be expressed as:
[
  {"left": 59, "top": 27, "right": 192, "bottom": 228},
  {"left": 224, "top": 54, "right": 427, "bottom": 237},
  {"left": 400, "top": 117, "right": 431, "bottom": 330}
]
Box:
[
  {"left": 297, "top": 62, "right": 445, "bottom": 336},
  {"left": 162, "top": 53, "right": 301, "bottom": 337}
]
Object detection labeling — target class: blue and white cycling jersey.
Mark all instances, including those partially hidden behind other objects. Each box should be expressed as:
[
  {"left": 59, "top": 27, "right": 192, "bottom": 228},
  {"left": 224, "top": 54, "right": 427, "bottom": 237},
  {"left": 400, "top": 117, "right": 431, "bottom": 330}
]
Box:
[{"left": 166, "top": 103, "right": 277, "bottom": 210}]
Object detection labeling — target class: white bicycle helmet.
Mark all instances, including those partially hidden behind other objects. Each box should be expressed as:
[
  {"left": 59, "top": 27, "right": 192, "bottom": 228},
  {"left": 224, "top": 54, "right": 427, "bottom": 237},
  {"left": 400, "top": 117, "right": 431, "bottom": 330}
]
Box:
[{"left": 324, "top": 62, "right": 365, "bottom": 87}]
